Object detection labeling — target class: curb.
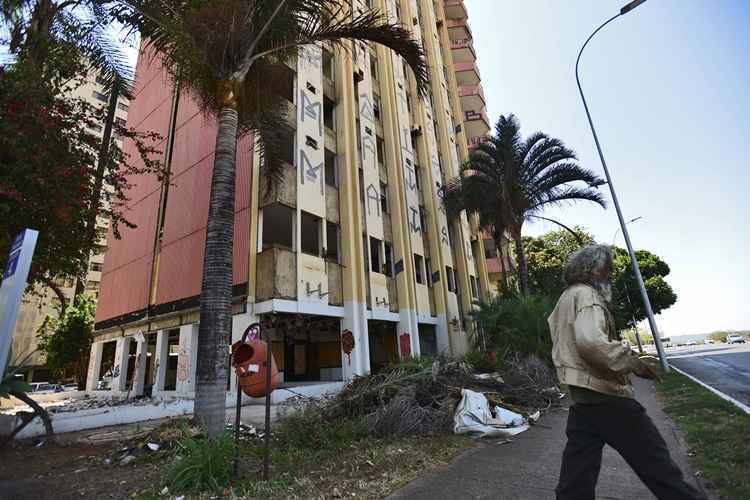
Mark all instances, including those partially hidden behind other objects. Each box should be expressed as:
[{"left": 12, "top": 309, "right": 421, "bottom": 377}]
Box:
[{"left": 670, "top": 365, "right": 750, "bottom": 415}]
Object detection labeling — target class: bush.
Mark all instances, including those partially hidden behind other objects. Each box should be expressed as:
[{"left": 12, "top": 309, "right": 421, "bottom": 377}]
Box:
[
  {"left": 166, "top": 428, "right": 234, "bottom": 493},
  {"left": 464, "top": 350, "right": 501, "bottom": 373},
  {"left": 474, "top": 293, "right": 556, "bottom": 365},
  {"left": 276, "top": 403, "right": 368, "bottom": 454}
]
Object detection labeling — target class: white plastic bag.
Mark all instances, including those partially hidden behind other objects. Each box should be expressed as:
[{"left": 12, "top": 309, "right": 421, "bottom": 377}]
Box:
[{"left": 453, "top": 389, "right": 529, "bottom": 437}]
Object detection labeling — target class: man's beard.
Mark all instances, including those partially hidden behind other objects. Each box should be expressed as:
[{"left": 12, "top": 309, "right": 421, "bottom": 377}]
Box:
[{"left": 593, "top": 280, "right": 613, "bottom": 303}]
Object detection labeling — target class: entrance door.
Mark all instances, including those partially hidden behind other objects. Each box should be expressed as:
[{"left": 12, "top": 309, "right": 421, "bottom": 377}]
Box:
[{"left": 368, "top": 321, "right": 398, "bottom": 373}]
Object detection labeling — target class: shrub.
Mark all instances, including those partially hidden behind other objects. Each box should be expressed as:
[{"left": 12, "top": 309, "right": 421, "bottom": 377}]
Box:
[
  {"left": 166, "top": 428, "right": 234, "bottom": 493},
  {"left": 474, "top": 293, "right": 556, "bottom": 365},
  {"left": 276, "top": 403, "right": 368, "bottom": 454},
  {"left": 464, "top": 350, "right": 501, "bottom": 373}
]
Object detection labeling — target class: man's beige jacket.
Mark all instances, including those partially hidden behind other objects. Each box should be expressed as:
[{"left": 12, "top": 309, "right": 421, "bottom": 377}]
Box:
[{"left": 548, "top": 284, "right": 644, "bottom": 398}]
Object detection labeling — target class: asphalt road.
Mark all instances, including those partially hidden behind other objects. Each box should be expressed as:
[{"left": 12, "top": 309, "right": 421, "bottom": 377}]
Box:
[{"left": 662, "top": 343, "right": 750, "bottom": 407}]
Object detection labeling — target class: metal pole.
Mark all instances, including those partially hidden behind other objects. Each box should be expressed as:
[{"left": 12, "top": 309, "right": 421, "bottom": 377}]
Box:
[
  {"left": 263, "top": 326, "right": 273, "bottom": 481},
  {"left": 575, "top": 5, "right": 669, "bottom": 373},
  {"left": 233, "top": 372, "right": 242, "bottom": 474}
]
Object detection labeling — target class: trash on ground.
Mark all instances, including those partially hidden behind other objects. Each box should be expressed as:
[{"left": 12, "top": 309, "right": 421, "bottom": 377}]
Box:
[{"left": 453, "top": 389, "right": 530, "bottom": 438}]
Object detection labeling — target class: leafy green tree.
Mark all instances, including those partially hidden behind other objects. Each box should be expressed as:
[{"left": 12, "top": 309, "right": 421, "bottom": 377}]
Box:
[
  {"left": 611, "top": 247, "right": 677, "bottom": 330},
  {"left": 709, "top": 331, "right": 727, "bottom": 343},
  {"left": 622, "top": 328, "right": 654, "bottom": 346},
  {"left": 523, "top": 229, "right": 678, "bottom": 332},
  {"left": 523, "top": 227, "right": 594, "bottom": 297},
  {"left": 37, "top": 294, "right": 96, "bottom": 388},
  {"left": 444, "top": 114, "right": 606, "bottom": 295},
  {"left": 116, "top": 0, "right": 429, "bottom": 437}
]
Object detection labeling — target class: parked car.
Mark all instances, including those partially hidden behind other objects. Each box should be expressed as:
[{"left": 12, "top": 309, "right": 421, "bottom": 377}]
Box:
[
  {"left": 29, "top": 382, "right": 63, "bottom": 394},
  {"left": 727, "top": 334, "right": 746, "bottom": 344},
  {"left": 62, "top": 384, "right": 79, "bottom": 392},
  {"left": 704, "top": 339, "right": 715, "bottom": 344},
  {"left": 686, "top": 340, "right": 698, "bottom": 346}
]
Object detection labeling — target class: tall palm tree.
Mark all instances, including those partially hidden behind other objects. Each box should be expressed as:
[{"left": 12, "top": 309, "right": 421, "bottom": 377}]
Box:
[
  {"left": 117, "top": 0, "right": 429, "bottom": 437},
  {"left": 445, "top": 114, "right": 606, "bottom": 296}
]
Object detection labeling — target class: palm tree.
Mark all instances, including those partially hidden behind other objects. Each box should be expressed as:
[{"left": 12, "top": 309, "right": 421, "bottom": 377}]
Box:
[
  {"left": 116, "top": 0, "right": 429, "bottom": 437},
  {"left": 445, "top": 114, "right": 606, "bottom": 296}
]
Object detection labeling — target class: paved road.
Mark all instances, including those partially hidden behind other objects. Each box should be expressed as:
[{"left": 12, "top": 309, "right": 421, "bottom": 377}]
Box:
[{"left": 666, "top": 343, "right": 750, "bottom": 406}]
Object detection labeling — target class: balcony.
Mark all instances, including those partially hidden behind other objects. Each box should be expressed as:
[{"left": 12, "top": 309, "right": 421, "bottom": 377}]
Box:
[
  {"left": 450, "top": 39, "right": 476, "bottom": 64},
  {"left": 464, "top": 109, "right": 490, "bottom": 142},
  {"left": 446, "top": 18, "right": 472, "bottom": 42},
  {"left": 443, "top": 0, "right": 467, "bottom": 20},
  {"left": 458, "top": 84, "right": 485, "bottom": 112},
  {"left": 454, "top": 61, "right": 480, "bottom": 86}
]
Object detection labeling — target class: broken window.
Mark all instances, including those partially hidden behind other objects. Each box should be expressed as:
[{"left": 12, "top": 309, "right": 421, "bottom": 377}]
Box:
[
  {"left": 325, "top": 149, "right": 337, "bottom": 187},
  {"left": 326, "top": 222, "right": 339, "bottom": 262},
  {"left": 484, "top": 238, "right": 498, "bottom": 258},
  {"left": 470, "top": 276, "right": 480, "bottom": 299},
  {"left": 379, "top": 182, "right": 388, "bottom": 214},
  {"left": 279, "top": 128, "right": 294, "bottom": 165},
  {"left": 322, "top": 49, "right": 334, "bottom": 81},
  {"left": 446, "top": 266, "right": 456, "bottom": 293},
  {"left": 262, "top": 204, "right": 294, "bottom": 250},
  {"left": 125, "top": 339, "right": 138, "bottom": 388},
  {"left": 376, "top": 136, "right": 385, "bottom": 165},
  {"left": 414, "top": 254, "right": 425, "bottom": 285},
  {"left": 370, "top": 237, "right": 382, "bottom": 274},
  {"left": 164, "top": 329, "right": 179, "bottom": 391},
  {"left": 300, "top": 211, "right": 322, "bottom": 256},
  {"left": 419, "top": 206, "right": 427, "bottom": 234},
  {"left": 384, "top": 242, "right": 394, "bottom": 277},
  {"left": 324, "top": 97, "right": 336, "bottom": 130},
  {"left": 97, "top": 341, "right": 116, "bottom": 390}
]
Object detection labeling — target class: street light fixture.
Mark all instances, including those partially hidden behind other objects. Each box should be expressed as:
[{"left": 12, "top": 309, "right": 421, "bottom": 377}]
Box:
[
  {"left": 612, "top": 216, "right": 643, "bottom": 245},
  {"left": 575, "top": 0, "right": 670, "bottom": 373}
]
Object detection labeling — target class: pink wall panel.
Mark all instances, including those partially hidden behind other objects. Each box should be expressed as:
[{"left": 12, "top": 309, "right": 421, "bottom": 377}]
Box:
[
  {"left": 100, "top": 191, "right": 159, "bottom": 280},
  {"left": 235, "top": 135, "right": 253, "bottom": 210},
  {"left": 233, "top": 209, "right": 250, "bottom": 286},
  {"left": 175, "top": 90, "right": 203, "bottom": 129},
  {"left": 170, "top": 116, "right": 218, "bottom": 177},
  {"left": 160, "top": 156, "right": 213, "bottom": 245},
  {"left": 154, "top": 229, "right": 206, "bottom": 304},
  {"left": 95, "top": 255, "right": 152, "bottom": 322}
]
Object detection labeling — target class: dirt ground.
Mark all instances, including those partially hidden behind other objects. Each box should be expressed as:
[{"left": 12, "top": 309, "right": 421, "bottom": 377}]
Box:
[{"left": 0, "top": 437, "right": 165, "bottom": 499}]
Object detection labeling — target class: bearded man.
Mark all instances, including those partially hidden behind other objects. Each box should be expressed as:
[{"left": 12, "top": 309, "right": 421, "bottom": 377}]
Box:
[{"left": 548, "top": 245, "right": 705, "bottom": 500}]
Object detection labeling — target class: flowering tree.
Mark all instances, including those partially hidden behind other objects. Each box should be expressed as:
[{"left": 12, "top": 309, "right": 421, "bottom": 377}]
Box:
[{"left": 0, "top": 46, "right": 163, "bottom": 309}]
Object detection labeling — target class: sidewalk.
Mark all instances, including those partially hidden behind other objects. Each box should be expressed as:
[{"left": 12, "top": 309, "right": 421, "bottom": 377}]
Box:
[{"left": 390, "top": 378, "right": 711, "bottom": 500}]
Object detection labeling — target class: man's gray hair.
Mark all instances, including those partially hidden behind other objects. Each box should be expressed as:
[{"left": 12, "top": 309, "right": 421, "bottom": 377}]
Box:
[{"left": 564, "top": 244, "right": 614, "bottom": 286}]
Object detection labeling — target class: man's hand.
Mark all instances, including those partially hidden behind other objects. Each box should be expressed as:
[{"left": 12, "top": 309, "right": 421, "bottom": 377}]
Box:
[{"left": 635, "top": 355, "right": 663, "bottom": 382}]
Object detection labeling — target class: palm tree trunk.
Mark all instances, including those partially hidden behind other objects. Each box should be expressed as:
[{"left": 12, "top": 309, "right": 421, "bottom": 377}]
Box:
[
  {"left": 194, "top": 105, "right": 239, "bottom": 438},
  {"left": 514, "top": 236, "right": 530, "bottom": 296},
  {"left": 495, "top": 237, "right": 509, "bottom": 295}
]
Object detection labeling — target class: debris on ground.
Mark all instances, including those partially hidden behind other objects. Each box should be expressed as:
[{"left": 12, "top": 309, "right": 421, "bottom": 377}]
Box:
[
  {"left": 281, "top": 355, "right": 562, "bottom": 439},
  {"left": 453, "top": 389, "right": 529, "bottom": 437}
]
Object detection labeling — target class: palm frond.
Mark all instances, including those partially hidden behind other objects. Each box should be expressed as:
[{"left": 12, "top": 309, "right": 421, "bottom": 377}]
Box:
[
  {"left": 527, "top": 162, "right": 605, "bottom": 202},
  {"left": 529, "top": 186, "right": 607, "bottom": 211}
]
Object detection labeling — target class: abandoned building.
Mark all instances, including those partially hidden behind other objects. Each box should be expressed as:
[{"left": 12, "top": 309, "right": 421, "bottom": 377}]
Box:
[{"left": 86, "top": 0, "right": 494, "bottom": 400}]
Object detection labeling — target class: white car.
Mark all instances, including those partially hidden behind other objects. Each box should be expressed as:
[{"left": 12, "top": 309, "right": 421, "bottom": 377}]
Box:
[
  {"left": 686, "top": 340, "right": 698, "bottom": 346},
  {"left": 727, "top": 334, "right": 746, "bottom": 344},
  {"left": 29, "top": 382, "right": 63, "bottom": 394},
  {"left": 704, "top": 339, "right": 715, "bottom": 345}
]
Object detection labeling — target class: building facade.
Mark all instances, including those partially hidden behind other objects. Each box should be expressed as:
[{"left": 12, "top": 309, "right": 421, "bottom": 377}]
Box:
[
  {"left": 10, "top": 69, "right": 130, "bottom": 383},
  {"left": 87, "top": 0, "right": 493, "bottom": 399}
]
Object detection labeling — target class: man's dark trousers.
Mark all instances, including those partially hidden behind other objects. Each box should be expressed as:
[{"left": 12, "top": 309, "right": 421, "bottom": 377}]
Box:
[{"left": 556, "top": 396, "right": 706, "bottom": 500}]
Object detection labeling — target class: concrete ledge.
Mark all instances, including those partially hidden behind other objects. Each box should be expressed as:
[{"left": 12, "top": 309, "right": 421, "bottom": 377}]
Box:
[{"left": 16, "top": 399, "right": 194, "bottom": 440}]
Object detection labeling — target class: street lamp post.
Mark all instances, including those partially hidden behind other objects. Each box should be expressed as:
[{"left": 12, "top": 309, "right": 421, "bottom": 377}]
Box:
[
  {"left": 575, "top": 0, "right": 670, "bottom": 372},
  {"left": 612, "top": 216, "right": 643, "bottom": 246}
]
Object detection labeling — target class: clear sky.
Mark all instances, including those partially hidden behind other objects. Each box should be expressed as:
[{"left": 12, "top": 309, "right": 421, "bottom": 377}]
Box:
[{"left": 464, "top": 0, "right": 749, "bottom": 335}]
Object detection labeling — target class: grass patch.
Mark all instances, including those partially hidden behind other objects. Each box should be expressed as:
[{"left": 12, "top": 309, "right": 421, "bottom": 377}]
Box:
[
  {"left": 166, "top": 428, "right": 234, "bottom": 493},
  {"left": 657, "top": 372, "right": 750, "bottom": 498}
]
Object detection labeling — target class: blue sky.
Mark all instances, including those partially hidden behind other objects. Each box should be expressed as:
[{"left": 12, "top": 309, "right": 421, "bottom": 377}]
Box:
[{"left": 465, "top": 0, "right": 749, "bottom": 335}]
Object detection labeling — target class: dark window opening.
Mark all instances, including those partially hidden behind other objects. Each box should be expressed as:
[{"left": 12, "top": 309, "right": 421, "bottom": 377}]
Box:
[
  {"left": 374, "top": 95, "right": 381, "bottom": 121},
  {"left": 425, "top": 258, "right": 433, "bottom": 286},
  {"left": 415, "top": 165, "right": 422, "bottom": 191},
  {"left": 484, "top": 239, "right": 498, "bottom": 259},
  {"left": 322, "top": 49, "right": 334, "bottom": 81},
  {"left": 324, "top": 97, "right": 335, "bottom": 130},
  {"left": 379, "top": 182, "right": 388, "bottom": 214},
  {"left": 325, "top": 149, "right": 337, "bottom": 187},
  {"left": 419, "top": 207, "right": 427, "bottom": 234},
  {"left": 376, "top": 136, "right": 385, "bottom": 165},
  {"left": 279, "top": 129, "right": 294, "bottom": 165},
  {"left": 164, "top": 330, "right": 180, "bottom": 391},
  {"left": 262, "top": 204, "right": 294, "bottom": 250},
  {"left": 280, "top": 65, "right": 295, "bottom": 103},
  {"left": 326, "top": 222, "right": 339, "bottom": 262},
  {"left": 384, "top": 242, "right": 394, "bottom": 277},
  {"left": 414, "top": 254, "right": 425, "bottom": 285},
  {"left": 370, "top": 237, "right": 382, "bottom": 274},
  {"left": 301, "top": 211, "right": 322, "bottom": 256},
  {"left": 370, "top": 54, "right": 378, "bottom": 81}
]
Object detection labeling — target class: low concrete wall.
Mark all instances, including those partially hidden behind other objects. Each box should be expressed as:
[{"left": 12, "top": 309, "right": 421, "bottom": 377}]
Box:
[
  {"left": 0, "top": 390, "right": 86, "bottom": 409},
  {"left": 14, "top": 382, "right": 345, "bottom": 439}
]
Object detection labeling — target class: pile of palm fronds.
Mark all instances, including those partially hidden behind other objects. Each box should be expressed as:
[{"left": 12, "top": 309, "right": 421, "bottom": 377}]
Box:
[{"left": 280, "top": 355, "right": 560, "bottom": 438}]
